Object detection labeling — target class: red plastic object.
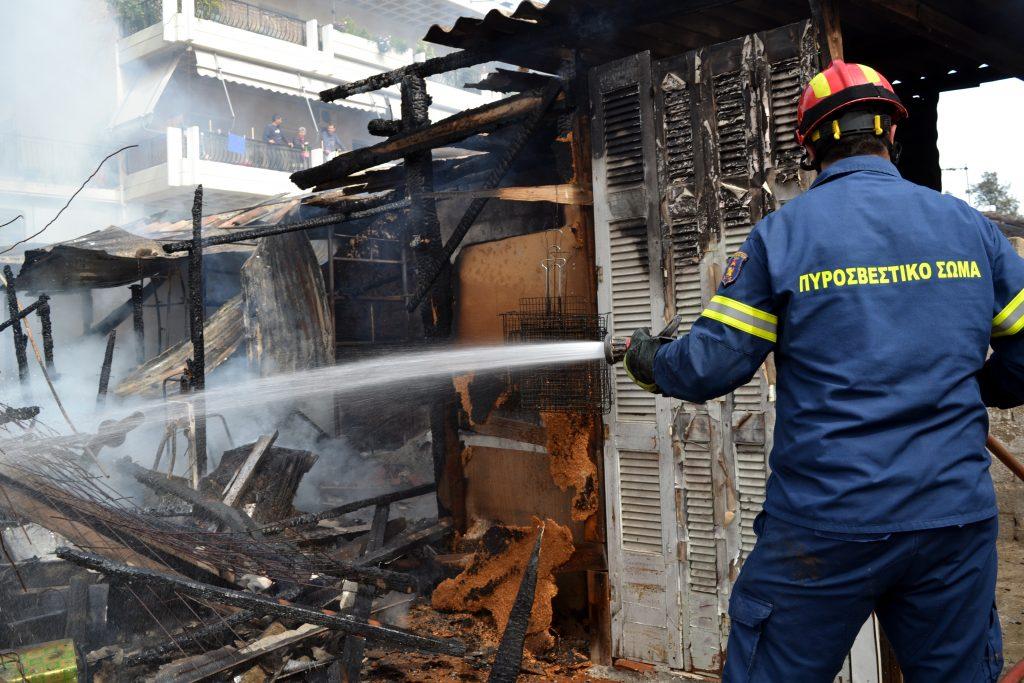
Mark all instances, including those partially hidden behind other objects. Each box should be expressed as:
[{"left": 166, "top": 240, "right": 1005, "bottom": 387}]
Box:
[{"left": 1001, "top": 658, "right": 1024, "bottom": 683}]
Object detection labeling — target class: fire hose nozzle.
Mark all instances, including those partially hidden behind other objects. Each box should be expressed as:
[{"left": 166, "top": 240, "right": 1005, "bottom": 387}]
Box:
[
  {"left": 603, "top": 314, "right": 683, "bottom": 365},
  {"left": 604, "top": 335, "right": 629, "bottom": 365}
]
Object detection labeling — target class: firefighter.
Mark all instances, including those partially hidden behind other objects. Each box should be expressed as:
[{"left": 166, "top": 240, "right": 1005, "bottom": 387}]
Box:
[{"left": 624, "top": 61, "right": 1017, "bottom": 681}]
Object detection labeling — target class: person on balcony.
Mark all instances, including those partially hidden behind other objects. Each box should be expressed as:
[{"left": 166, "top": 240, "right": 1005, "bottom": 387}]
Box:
[
  {"left": 263, "top": 114, "right": 286, "bottom": 146},
  {"left": 321, "top": 123, "right": 344, "bottom": 160},
  {"left": 262, "top": 114, "right": 292, "bottom": 170},
  {"left": 293, "top": 127, "right": 311, "bottom": 168}
]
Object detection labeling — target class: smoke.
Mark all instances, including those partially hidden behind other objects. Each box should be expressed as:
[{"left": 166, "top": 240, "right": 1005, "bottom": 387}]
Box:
[
  {"left": 0, "top": 1, "right": 126, "bottom": 245},
  {"left": 0, "top": 1, "right": 117, "bottom": 136}
]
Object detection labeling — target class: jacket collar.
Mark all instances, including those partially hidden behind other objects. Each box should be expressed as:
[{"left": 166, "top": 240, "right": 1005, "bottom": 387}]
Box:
[{"left": 811, "top": 154, "right": 901, "bottom": 189}]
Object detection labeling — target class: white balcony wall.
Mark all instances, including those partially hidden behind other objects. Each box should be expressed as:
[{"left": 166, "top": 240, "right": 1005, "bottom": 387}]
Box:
[
  {"left": 118, "top": 0, "right": 496, "bottom": 123},
  {"left": 124, "top": 126, "right": 301, "bottom": 211}
]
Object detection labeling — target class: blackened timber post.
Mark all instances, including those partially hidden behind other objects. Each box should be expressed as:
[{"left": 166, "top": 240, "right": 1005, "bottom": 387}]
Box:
[
  {"left": 97, "top": 330, "right": 116, "bottom": 405},
  {"left": 130, "top": 283, "right": 145, "bottom": 365},
  {"left": 400, "top": 74, "right": 464, "bottom": 531},
  {"left": 37, "top": 294, "right": 54, "bottom": 372},
  {"left": 187, "top": 186, "right": 207, "bottom": 477},
  {"left": 3, "top": 266, "right": 29, "bottom": 384}
]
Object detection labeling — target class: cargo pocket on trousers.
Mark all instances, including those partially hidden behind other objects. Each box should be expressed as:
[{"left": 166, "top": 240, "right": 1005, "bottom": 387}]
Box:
[
  {"left": 984, "top": 602, "right": 1003, "bottom": 681},
  {"left": 728, "top": 592, "right": 773, "bottom": 675}
]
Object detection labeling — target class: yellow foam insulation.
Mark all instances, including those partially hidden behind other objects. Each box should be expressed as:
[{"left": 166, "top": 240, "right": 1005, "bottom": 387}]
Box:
[
  {"left": 431, "top": 518, "right": 574, "bottom": 652},
  {"left": 540, "top": 411, "right": 598, "bottom": 521}
]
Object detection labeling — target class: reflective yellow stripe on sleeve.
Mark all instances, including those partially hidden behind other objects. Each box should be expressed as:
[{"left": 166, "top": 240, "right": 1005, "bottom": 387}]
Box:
[
  {"left": 993, "top": 287, "right": 1024, "bottom": 337},
  {"left": 700, "top": 295, "right": 778, "bottom": 343}
]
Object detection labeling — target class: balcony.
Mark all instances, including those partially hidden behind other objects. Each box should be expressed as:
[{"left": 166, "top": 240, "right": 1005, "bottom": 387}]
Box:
[
  {"left": 123, "top": 126, "right": 320, "bottom": 211},
  {"left": 115, "top": 0, "right": 498, "bottom": 121},
  {"left": 0, "top": 134, "right": 121, "bottom": 202},
  {"left": 195, "top": 0, "right": 306, "bottom": 45}
]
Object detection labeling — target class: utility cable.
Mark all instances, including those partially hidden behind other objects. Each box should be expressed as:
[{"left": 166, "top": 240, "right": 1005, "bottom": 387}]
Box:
[
  {"left": 0, "top": 145, "right": 137, "bottom": 255},
  {"left": 0, "top": 215, "right": 23, "bottom": 230}
]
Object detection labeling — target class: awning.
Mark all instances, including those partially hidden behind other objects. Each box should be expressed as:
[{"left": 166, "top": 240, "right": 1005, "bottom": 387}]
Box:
[
  {"left": 110, "top": 53, "right": 182, "bottom": 129},
  {"left": 192, "top": 49, "right": 390, "bottom": 114}
]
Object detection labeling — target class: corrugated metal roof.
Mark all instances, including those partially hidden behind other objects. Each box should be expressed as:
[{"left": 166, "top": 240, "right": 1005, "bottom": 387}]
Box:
[
  {"left": 421, "top": 0, "right": 1022, "bottom": 87},
  {"left": 13, "top": 194, "right": 349, "bottom": 291}
]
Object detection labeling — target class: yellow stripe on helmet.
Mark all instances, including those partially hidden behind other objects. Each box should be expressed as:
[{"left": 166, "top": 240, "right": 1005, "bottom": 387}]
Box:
[
  {"left": 858, "top": 64, "right": 882, "bottom": 84},
  {"left": 809, "top": 72, "right": 832, "bottom": 99}
]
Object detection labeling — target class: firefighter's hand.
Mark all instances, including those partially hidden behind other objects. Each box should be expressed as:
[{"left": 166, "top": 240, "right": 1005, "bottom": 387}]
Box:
[{"left": 623, "top": 327, "right": 665, "bottom": 394}]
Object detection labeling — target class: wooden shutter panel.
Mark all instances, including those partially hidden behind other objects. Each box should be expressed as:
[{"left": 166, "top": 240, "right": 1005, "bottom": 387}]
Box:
[{"left": 591, "top": 51, "right": 684, "bottom": 669}]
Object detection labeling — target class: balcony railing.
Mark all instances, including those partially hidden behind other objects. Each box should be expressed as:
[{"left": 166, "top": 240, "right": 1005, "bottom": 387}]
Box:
[
  {"left": 198, "top": 131, "right": 310, "bottom": 171},
  {"left": 114, "top": 0, "right": 163, "bottom": 36},
  {"left": 196, "top": 0, "right": 305, "bottom": 45},
  {"left": 0, "top": 134, "right": 119, "bottom": 189},
  {"left": 125, "top": 133, "right": 170, "bottom": 174}
]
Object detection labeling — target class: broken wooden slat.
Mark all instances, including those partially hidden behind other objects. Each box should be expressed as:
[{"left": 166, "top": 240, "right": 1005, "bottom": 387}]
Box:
[
  {"left": 262, "top": 482, "right": 436, "bottom": 534},
  {"left": 120, "top": 586, "right": 303, "bottom": 668},
  {"left": 118, "top": 458, "right": 260, "bottom": 535},
  {"left": 426, "top": 183, "right": 593, "bottom": 205},
  {"left": 341, "top": 502, "right": 391, "bottom": 681},
  {"left": 0, "top": 475, "right": 169, "bottom": 574},
  {"left": 114, "top": 294, "right": 244, "bottom": 398},
  {"left": 221, "top": 431, "right": 278, "bottom": 507},
  {"left": 56, "top": 547, "right": 467, "bottom": 657},
  {"left": 156, "top": 623, "right": 327, "bottom": 683}
]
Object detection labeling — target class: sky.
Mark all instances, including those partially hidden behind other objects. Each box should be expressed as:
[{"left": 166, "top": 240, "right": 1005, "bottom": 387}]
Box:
[{"left": 937, "top": 77, "right": 1024, "bottom": 209}]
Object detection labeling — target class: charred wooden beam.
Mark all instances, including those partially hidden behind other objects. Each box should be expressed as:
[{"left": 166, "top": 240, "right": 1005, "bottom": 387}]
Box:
[
  {"left": 327, "top": 559, "right": 419, "bottom": 594},
  {"left": 809, "top": 0, "right": 843, "bottom": 64},
  {"left": 467, "top": 68, "right": 558, "bottom": 93},
  {"left": 188, "top": 186, "right": 208, "bottom": 476},
  {"left": 117, "top": 458, "right": 259, "bottom": 534},
  {"left": 161, "top": 196, "right": 408, "bottom": 254},
  {"left": 356, "top": 518, "right": 452, "bottom": 567},
  {"left": 488, "top": 526, "right": 544, "bottom": 683},
  {"left": 89, "top": 278, "right": 161, "bottom": 337},
  {"left": 37, "top": 294, "right": 54, "bottom": 372},
  {"left": 320, "top": 48, "right": 488, "bottom": 102},
  {"left": 406, "top": 77, "right": 564, "bottom": 313},
  {"left": 0, "top": 294, "right": 49, "bottom": 333},
  {"left": 3, "top": 266, "right": 29, "bottom": 383},
  {"left": 368, "top": 119, "right": 403, "bottom": 137},
  {"left": 56, "top": 547, "right": 467, "bottom": 657},
  {"left": 291, "top": 89, "right": 549, "bottom": 190},
  {"left": 261, "top": 482, "right": 436, "bottom": 534},
  {"left": 130, "top": 283, "right": 145, "bottom": 364},
  {"left": 96, "top": 330, "right": 116, "bottom": 405}
]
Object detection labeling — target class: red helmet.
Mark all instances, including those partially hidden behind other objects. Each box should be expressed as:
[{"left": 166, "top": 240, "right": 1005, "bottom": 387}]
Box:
[{"left": 796, "top": 61, "right": 908, "bottom": 148}]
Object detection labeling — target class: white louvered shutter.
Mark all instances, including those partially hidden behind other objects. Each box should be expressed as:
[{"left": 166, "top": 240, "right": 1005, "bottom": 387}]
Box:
[{"left": 591, "top": 51, "right": 684, "bottom": 669}]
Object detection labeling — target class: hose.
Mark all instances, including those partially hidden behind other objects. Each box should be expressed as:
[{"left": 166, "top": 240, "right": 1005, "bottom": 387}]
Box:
[{"left": 1000, "top": 658, "right": 1024, "bottom": 683}]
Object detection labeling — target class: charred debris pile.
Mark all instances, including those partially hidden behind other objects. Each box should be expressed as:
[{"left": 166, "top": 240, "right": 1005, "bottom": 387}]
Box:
[
  {"left": 0, "top": 46, "right": 590, "bottom": 683},
  {"left": 0, "top": 405, "right": 578, "bottom": 681}
]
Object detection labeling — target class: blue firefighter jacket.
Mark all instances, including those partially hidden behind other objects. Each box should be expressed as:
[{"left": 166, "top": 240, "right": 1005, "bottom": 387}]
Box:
[{"left": 654, "top": 154, "right": 1024, "bottom": 532}]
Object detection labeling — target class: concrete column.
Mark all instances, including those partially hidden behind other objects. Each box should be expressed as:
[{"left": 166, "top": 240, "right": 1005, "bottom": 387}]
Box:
[
  {"left": 306, "top": 20, "right": 319, "bottom": 52},
  {"left": 320, "top": 23, "right": 336, "bottom": 57},
  {"left": 166, "top": 127, "right": 183, "bottom": 186}
]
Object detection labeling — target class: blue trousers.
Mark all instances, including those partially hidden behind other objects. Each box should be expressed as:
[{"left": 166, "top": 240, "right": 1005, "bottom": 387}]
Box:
[{"left": 723, "top": 514, "right": 1002, "bottom": 682}]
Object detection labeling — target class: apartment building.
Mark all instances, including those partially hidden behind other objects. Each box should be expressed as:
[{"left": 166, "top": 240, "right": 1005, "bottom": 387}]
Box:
[{"left": 0, "top": 0, "right": 506, "bottom": 246}]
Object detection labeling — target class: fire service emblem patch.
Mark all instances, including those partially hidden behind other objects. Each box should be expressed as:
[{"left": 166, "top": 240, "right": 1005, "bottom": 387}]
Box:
[{"left": 721, "top": 251, "right": 747, "bottom": 287}]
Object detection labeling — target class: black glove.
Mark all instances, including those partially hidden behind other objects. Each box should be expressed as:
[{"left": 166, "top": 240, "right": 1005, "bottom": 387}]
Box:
[{"left": 623, "top": 327, "right": 668, "bottom": 394}]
